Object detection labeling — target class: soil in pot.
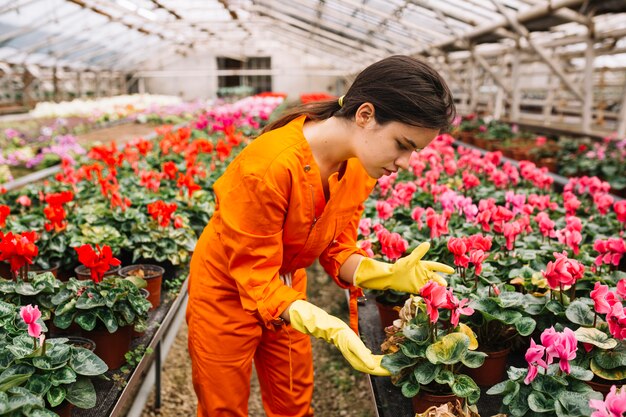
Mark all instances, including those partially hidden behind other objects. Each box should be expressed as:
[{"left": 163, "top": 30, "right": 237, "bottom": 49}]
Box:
[
  {"left": 50, "top": 401, "right": 74, "bottom": 417},
  {"left": 65, "top": 335, "right": 96, "bottom": 352},
  {"left": 119, "top": 264, "right": 164, "bottom": 309},
  {"left": 586, "top": 376, "right": 624, "bottom": 396}
]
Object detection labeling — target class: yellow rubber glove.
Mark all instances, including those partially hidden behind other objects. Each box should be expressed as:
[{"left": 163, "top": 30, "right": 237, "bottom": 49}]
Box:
[
  {"left": 354, "top": 242, "right": 454, "bottom": 293},
  {"left": 288, "top": 300, "right": 390, "bottom": 376}
]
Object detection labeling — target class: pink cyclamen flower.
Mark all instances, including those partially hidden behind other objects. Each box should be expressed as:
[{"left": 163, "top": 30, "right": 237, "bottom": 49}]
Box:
[
  {"left": 420, "top": 281, "right": 451, "bottom": 323},
  {"left": 591, "top": 282, "right": 612, "bottom": 314},
  {"left": 524, "top": 339, "right": 548, "bottom": 385},
  {"left": 542, "top": 251, "right": 585, "bottom": 289},
  {"left": 359, "top": 218, "right": 372, "bottom": 237},
  {"left": 446, "top": 291, "right": 474, "bottom": 327},
  {"left": 614, "top": 200, "right": 626, "bottom": 223},
  {"left": 589, "top": 385, "right": 626, "bottom": 417},
  {"left": 16, "top": 195, "right": 31, "bottom": 207},
  {"left": 20, "top": 304, "right": 42, "bottom": 338},
  {"left": 469, "top": 249, "right": 488, "bottom": 275},
  {"left": 376, "top": 200, "right": 394, "bottom": 221},
  {"left": 447, "top": 237, "right": 469, "bottom": 268}
]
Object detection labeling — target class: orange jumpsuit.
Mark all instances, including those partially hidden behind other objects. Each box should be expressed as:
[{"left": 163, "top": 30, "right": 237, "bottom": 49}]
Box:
[{"left": 186, "top": 115, "right": 377, "bottom": 417}]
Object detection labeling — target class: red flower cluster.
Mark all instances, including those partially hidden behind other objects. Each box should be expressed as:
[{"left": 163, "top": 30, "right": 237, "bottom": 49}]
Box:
[
  {"left": 300, "top": 93, "right": 336, "bottom": 103},
  {"left": 147, "top": 200, "right": 178, "bottom": 227},
  {"left": 420, "top": 281, "right": 474, "bottom": 326},
  {"left": 43, "top": 190, "right": 74, "bottom": 232},
  {"left": 0, "top": 231, "right": 38, "bottom": 273},
  {"left": 74, "top": 244, "right": 121, "bottom": 283},
  {"left": 0, "top": 205, "right": 9, "bottom": 228},
  {"left": 447, "top": 234, "right": 492, "bottom": 274},
  {"left": 373, "top": 224, "right": 407, "bottom": 261}
]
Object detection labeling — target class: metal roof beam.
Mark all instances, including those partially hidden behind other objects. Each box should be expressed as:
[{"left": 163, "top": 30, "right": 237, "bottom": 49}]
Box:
[
  {"left": 0, "top": 0, "right": 39, "bottom": 16},
  {"left": 489, "top": 0, "right": 584, "bottom": 101},
  {"left": 0, "top": 5, "right": 84, "bottom": 45}
]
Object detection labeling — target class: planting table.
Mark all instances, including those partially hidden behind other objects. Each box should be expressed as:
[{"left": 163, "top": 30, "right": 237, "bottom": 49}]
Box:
[
  {"left": 359, "top": 294, "right": 511, "bottom": 417},
  {"left": 74, "top": 277, "right": 189, "bottom": 417}
]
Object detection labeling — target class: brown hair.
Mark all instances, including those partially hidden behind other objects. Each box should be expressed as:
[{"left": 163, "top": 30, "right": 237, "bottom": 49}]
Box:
[{"left": 262, "top": 55, "right": 456, "bottom": 133}]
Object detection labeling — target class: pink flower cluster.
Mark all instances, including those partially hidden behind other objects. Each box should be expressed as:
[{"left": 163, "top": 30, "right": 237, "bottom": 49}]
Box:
[
  {"left": 534, "top": 212, "right": 556, "bottom": 238},
  {"left": 565, "top": 176, "right": 611, "bottom": 196},
  {"left": 419, "top": 281, "right": 474, "bottom": 326},
  {"left": 555, "top": 216, "right": 583, "bottom": 255},
  {"left": 615, "top": 200, "right": 626, "bottom": 224},
  {"left": 20, "top": 304, "right": 42, "bottom": 338},
  {"left": 591, "top": 281, "right": 626, "bottom": 340},
  {"left": 542, "top": 251, "right": 585, "bottom": 290},
  {"left": 524, "top": 327, "right": 578, "bottom": 384},
  {"left": 373, "top": 224, "right": 408, "bottom": 261},
  {"left": 518, "top": 161, "right": 554, "bottom": 190},
  {"left": 589, "top": 385, "right": 626, "bottom": 417},
  {"left": 594, "top": 238, "right": 626, "bottom": 267},
  {"left": 446, "top": 234, "right": 492, "bottom": 274}
]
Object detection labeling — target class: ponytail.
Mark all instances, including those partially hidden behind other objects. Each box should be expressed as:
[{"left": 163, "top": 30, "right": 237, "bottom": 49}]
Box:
[{"left": 261, "top": 99, "right": 341, "bottom": 134}]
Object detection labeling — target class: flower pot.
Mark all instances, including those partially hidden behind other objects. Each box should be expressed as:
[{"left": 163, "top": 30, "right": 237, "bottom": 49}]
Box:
[
  {"left": 119, "top": 264, "right": 164, "bottom": 309},
  {"left": 0, "top": 261, "right": 11, "bottom": 280},
  {"left": 465, "top": 346, "right": 511, "bottom": 386},
  {"left": 65, "top": 336, "right": 96, "bottom": 352},
  {"left": 84, "top": 325, "right": 132, "bottom": 369},
  {"left": 538, "top": 157, "right": 557, "bottom": 172},
  {"left": 51, "top": 401, "right": 74, "bottom": 417},
  {"left": 412, "top": 390, "right": 461, "bottom": 414},
  {"left": 587, "top": 377, "right": 624, "bottom": 395},
  {"left": 74, "top": 264, "right": 121, "bottom": 281},
  {"left": 375, "top": 301, "right": 402, "bottom": 329},
  {"left": 459, "top": 131, "right": 474, "bottom": 145},
  {"left": 29, "top": 261, "right": 61, "bottom": 278}
]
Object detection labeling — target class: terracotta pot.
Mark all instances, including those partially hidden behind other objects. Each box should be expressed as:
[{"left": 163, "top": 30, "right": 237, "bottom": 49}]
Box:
[
  {"left": 459, "top": 131, "right": 474, "bottom": 145},
  {"left": 0, "top": 261, "right": 12, "bottom": 280},
  {"left": 74, "top": 264, "right": 121, "bottom": 281},
  {"left": 412, "top": 390, "right": 461, "bottom": 414},
  {"left": 29, "top": 261, "right": 60, "bottom": 278},
  {"left": 48, "top": 319, "right": 84, "bottom": 337},
  {"left": 119, "top": 264, "right": 164, "bottom": 309},
  {"left": 51, "top": 401, "right": 74, "bottom": 417},
  {"left": 375, "top": 301, "right": 402, "bottom": 329},
  {"left": 587, "top": 378, "right": 623, "bottom": 395},
  {"left": 84, "top": 325, "right": 132, "bottom": 369},
  {"left": 465, "top": 346, "right": 511, "bottom": 386},
  {"left": 538, "top": 157, "right": 557, "bottom": 172}
]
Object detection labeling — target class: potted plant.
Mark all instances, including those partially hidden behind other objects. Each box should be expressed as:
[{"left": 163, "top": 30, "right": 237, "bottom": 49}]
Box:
[
  {"left": 118, "top": 264, "right": 164, "bottom": 310},
  {"left": 0, "top": 271, "right": 61, "bottom": 324},
  {"left": 487, "top": 326, "right": 603, "bottom": 416},
  {"left": 73, "top": 243, "right": 121, "bottom": 281},
  {"left": 381, "top": 281, "right": 485, "bottom": 414},
  {"left": 0, "top": 303, "right": 108, "bottom": 417},
  {"left": 50, "top": 250, "right": 151, "bottom": 370}
]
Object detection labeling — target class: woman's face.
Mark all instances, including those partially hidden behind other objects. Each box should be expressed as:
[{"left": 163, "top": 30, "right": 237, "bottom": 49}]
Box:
[{"left": 354, "top": 118, "right": 440, "bottom": 179}]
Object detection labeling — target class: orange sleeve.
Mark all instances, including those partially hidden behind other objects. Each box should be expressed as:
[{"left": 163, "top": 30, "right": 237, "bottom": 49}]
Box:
[
  {"left": 318, "top": 203, "right": 369, "bottom": 289},
  {"left": 217, "top": 173, "right": 305, "bottom": 329}
]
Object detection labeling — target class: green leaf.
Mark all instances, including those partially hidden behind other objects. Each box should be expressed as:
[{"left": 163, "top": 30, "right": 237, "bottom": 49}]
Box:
[
  {"left": 593, "top": 342, "right": 626, "bottom": 370},
  {"left": 556, "top": 390, "right": 601, "bottom": 417},
  {"left": 568, "top": 365, "right": 594, "bottom": 381},
  {"left": 426, "top": 333, "right": 469, "bottom": 365},
  {"left": 53, "top": 312, "right": 74, "bottom": 330},
  {"left": 24, "top": 374, "right": 51, "bottom": 396},
  {"left": 528, "top": 391, "right": 555, "bottom": 412},
  {"left": 70, "top": 348, "right": 108, "bottom": 376},
  {"left": 461, "top": 350, "right": 487, "bottom": 369},
  {"left": 75, "top": 312, "right": 97, "bottom": 331},
  {"left": 0, "top": 374, "right": 32, "bottom": 392},
  {"left": 565, "top": 300, "right": 595, "bottom": 326},
  {"left": 514, "top": 317, "right": 536, "bottom": 336},
  {"left": 486, "top": 379, "right": 513, "bottom": 395},
  {"left": 435, "top": 369, "right": 455, "bottom": 386},
  {"left": 96, "top": 309, "right": 118, "bottom": 333},
  {"left": 15, "top": 281, "right": 38, "bottom": 296},
  {"left": 65, "top": 377, "right": 97, "bottom": 409},
  {"left": 46, "top": 386, "right": 66, "bottom": 408},
  {"left": 50, "top": 367, "right": 77, "bottom": 386},
  {"left": 402, "top": 324, "right": 430, "bottom": 344},
  {"left": 400, "top": 379, "right": 420, "bottom": 398},
  {"left": 400, "top": 342, "right": 426, "bottom": 358},
  {"left": 451, "top": 374, "right": 480, "bottom": 404},
  {"left": 546, "top": 300, "right": 565, "bottom": 315},
  {"left": 591, "top": 358, "right": 626, "bottom": 380},
  {"left": 574, "top": 327, "right": 618, "bottom": 349},
  {"left": 413, "top": 361, "right": 439, "bottom": 385},
  {"left": 381, "top": 351, "right": 418, "bottom": 375},
  {"left": 46, "top": 343, "right": 71, "bottom": 366}
]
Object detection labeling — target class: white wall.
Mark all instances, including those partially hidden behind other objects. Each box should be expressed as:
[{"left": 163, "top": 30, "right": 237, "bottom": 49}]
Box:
[{"left": 141, "top": 49, "right": 343, "bottom": 101}]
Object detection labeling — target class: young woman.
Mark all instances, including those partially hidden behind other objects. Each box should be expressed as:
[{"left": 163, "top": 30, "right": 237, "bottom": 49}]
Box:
[{"left": 187, "top": 55, "right": 456, "bottom": 417}]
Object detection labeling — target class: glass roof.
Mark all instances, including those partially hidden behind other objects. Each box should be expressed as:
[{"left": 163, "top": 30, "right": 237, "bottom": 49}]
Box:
[{"left": 0, "top": 0, "right": 623, "bottom": 72}]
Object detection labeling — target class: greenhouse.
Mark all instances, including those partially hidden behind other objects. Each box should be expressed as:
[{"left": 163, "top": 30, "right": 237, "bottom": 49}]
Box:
[{"left": 0, "top": 0, "right": 626, "bottom": 416}]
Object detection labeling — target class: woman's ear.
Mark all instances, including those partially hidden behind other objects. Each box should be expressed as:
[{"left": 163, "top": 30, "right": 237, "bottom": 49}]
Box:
[{"left": 355, "top": 102, "right": 376, "bottom": 128}]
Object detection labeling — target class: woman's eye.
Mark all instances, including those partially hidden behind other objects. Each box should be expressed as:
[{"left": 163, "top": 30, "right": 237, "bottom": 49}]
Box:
[{"left": 396, "top": 140, "right": 408, "bottom": 151}]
